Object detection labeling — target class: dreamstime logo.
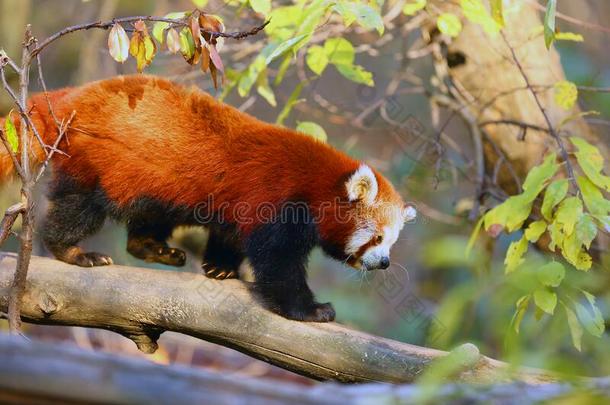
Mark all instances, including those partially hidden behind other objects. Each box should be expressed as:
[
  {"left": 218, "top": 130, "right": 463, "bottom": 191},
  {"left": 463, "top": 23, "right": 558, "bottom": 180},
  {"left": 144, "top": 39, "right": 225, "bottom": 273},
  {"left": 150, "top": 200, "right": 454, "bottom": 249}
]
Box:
[{"left": 193, "top": 195, "right": 418, "bottom": 226}]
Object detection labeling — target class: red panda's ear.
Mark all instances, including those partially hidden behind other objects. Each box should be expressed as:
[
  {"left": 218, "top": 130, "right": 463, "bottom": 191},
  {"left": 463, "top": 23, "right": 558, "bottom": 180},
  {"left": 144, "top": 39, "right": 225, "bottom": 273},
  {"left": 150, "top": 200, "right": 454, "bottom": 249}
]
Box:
[
  {"left": 402, "top": 204, "right": 417, "bottom": 223},
  {"left": 346, "top": 165, "right": 378, "bottom": 205}
]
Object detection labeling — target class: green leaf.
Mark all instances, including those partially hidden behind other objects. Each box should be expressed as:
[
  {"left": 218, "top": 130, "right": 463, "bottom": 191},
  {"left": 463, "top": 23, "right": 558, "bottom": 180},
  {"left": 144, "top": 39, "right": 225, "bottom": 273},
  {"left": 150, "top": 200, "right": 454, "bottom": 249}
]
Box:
[
  {"left": 179, "top": 27, "right": 195, "bottom": 60},
  {"left": 511, "top": 295, "right": 530, "bottom": 334},
  {"left": 460, "top": 0, "right": 501, "bottom": 36},
  {"left": 554, "top": 32, "right": 584, "bottom": 42},
  {"left": 548, "top": 220, "right": 563, "bottom": 252},
  {"left": 490, "top": 0, "right": 504, "bottom": 27},
  {"left": 504, "top": 235, "right": 528, "bottom": 273},
  {"left": 296, "top": 121, "right": 327, "bottom": 142},
  {"left": 575, "top": 214, "right": 597, "bottom": 249},
  {"left": 562, "top": 231, "right": 591, "bottom": 271},
  {"left": 544, "top": 0, "right": 557, "bottom": 49},
  {"left": 276, "top": 83, "right": 304, "bottom": 125},
  {"left": 238, "top": 55, "right": 267, "bottom": 97},
  {"left": 403, "top": 0, "right": 426, "bottom": 16},
  {"left": 466, "top": 216, "right": 484, "bottom": 258},
  {"left": 306, "top": 45, "right": 329, "bottom": 75},
  {"left": 323, "top": 38, "right": 355, "bottom": 66},
  {"left": 534, "top": 289, "right": 557, "bottom": 315},
  {"left": 152, "top": 12, "right": 186, "bottom": 44},
  {"left": 562, "top": 301, "right": 583, "bottom": 351},
  {"left": 521, "top": 153, "right": 559, "bottom": 199},
  {"left": 525, "top": 220, "right": 547, "bottom": 243},
  {"left": 537, "top": 261, "right": 565, "bottom": 288},
  {"left": 256, "top": 70, "right": 277, "bottom": 107},
  {"left": 437, "top": 13, "right": 462, "bottom": 38},
  {"left": 250, "top": 0, "right": 271, "bottom": 16},
  {"left": 555, "top": 196, "right": 583, "bottom": 236},
  {"left": 554, "top": 80, "right": 578, "bottom": 110},
  {"left": 351, "top": 3, "right": 385, "bottom": 35},
  {"left": 541, "top": 179, "right": 568, "bottom": 221},
  {"left": 266, "top": 33, "right": 310, "bottom": 65},
  {"left": 3, "top": 112, "right": 18, "bottom": 153},
  {"left": 578, "top": 290, "right": 605, "bottom": 337},
  {"left": 336, "top": 64, "right": 374, "bottom": 86},
  {"left": 571, "top": 137, "right": 610, "bottom": 192},
  {"left": 191, "top": 0, "right": 208, "bottom": 7}
]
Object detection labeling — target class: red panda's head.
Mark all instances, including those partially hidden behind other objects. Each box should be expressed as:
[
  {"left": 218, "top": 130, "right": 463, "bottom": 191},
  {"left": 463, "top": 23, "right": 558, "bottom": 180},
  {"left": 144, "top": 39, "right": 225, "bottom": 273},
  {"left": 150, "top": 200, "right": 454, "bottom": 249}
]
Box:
[{"left": 322, "top": 164, "right": 416, "bottom": 271}]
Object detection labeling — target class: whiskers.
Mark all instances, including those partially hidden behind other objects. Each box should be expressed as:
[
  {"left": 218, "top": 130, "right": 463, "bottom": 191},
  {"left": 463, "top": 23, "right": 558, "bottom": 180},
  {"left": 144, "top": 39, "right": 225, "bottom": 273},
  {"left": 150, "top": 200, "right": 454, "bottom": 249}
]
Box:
[{"left": 390, "top": 261, "right": 411, "bottom": 283}]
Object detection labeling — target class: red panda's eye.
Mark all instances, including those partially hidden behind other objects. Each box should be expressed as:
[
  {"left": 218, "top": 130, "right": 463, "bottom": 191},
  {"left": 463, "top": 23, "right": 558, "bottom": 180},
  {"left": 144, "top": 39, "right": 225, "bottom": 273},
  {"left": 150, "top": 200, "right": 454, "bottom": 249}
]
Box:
[{"left": 375, "top": 235, "right": 383, "bottom": 244}]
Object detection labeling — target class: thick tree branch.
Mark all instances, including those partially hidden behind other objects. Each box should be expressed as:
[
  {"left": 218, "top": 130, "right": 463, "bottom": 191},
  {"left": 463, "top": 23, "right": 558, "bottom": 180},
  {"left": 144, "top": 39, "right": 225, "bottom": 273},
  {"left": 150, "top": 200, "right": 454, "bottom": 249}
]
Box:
[
  {"left": 0, "top": 253, "right": 558, "bottom": 384},
  {"left": 2, "top": 334, "right": 608, "bottom": 405}
]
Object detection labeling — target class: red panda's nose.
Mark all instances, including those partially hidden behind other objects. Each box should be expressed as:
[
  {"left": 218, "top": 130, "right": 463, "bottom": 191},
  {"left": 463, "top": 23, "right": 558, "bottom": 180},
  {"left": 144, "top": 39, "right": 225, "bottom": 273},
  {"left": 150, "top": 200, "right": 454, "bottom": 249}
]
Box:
[{"left": 379, "top": 256, "right": 390, "bottom": 269}]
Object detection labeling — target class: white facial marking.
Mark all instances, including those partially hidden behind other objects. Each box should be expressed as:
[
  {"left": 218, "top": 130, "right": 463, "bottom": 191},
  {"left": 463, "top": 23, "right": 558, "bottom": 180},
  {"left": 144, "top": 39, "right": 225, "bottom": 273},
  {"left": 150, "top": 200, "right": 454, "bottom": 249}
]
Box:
[
  {"left": 346, "top": 164, "right": 378, "bottom": 205},
  {"left": 360, "top": 205, "right": 405, "bottom": 270},
  {"left": 346, "top": 221, "right": 375, "bottom": 255}
]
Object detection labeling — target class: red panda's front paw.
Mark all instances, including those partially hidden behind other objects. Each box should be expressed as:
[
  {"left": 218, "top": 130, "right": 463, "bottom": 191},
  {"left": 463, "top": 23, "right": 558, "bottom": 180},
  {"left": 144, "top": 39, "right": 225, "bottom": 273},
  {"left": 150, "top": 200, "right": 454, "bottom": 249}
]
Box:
[
  {"left": 303, "top": 302, "right": 336, "bottom": 322},
  {"left": 202, "top": 263, "right": 238, "bottom": 280}
]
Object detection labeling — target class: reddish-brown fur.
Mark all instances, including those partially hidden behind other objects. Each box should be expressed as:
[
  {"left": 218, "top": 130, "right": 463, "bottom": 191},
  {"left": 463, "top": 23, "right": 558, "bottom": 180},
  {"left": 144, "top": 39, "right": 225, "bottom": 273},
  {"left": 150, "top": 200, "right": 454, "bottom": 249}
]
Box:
[{"left": 0, "top": 75, "right": 401, "bottom": 242}]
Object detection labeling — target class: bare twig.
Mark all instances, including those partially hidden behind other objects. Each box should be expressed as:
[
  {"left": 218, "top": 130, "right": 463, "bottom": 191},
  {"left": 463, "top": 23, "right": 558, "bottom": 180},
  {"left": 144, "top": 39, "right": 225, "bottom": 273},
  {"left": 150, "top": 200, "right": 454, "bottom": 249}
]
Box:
[
  {"left": 479, "top": 120, "right": 550, "bottom": 134},
  {"left": 35, "top": 111, "right": 75, "bottom": 182},
  {"left": 0, "top": 203, "right": 25, "bottom": 247}
]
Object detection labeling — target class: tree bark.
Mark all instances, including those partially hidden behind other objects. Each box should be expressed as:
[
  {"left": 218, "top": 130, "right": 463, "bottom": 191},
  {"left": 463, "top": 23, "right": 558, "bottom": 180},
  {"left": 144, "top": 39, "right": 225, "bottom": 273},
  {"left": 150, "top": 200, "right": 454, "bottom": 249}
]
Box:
[{"left": 0, "top": 253, "right": 557, "bottom": 384}]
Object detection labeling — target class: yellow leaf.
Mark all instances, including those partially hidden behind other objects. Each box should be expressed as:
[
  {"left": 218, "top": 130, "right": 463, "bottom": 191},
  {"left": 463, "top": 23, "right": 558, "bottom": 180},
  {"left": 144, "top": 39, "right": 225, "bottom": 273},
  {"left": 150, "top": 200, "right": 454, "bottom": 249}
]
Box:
[
  {"left": 403, "top": 0, "right": 426, "bottom": 16},
  {"left": 555, "top": 32, "right": 584, "bottom": 42},
  {"left": 504, "top": 235, "right": 528, "bottom": 273},
  {"left": 437, "top": 13, "right": 462, "bottom": 38},
  {"left": 554, "top": 80, "right": 578, "bottom": 110}
]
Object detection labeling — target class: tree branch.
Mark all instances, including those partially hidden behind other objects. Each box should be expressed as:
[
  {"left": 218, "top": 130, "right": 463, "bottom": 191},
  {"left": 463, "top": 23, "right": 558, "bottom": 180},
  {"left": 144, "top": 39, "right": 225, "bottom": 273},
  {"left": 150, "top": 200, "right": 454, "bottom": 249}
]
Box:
[
  {"left": 2, "top": 334, "right": 607, "bottom": 404},
  {"left": 0, "top": 253, "right": 558, "bottom": 384}
]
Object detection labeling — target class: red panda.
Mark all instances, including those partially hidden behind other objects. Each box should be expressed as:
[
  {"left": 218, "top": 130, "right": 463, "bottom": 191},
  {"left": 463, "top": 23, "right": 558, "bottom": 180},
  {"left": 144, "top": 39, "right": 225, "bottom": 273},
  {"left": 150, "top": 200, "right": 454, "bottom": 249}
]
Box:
[{"left": 0, "top": 75, "right": 415, "bottom": 322}]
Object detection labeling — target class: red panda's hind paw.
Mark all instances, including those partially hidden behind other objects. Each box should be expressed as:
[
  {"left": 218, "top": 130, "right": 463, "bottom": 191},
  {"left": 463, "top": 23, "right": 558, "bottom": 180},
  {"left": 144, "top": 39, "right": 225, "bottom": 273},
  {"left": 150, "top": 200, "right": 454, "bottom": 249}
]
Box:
[
  {"left": 202, "top": 263, "right": 238, "bottom": 280},
  {"left": 72, "top": 252, "right": 114, "bottom": 267}
]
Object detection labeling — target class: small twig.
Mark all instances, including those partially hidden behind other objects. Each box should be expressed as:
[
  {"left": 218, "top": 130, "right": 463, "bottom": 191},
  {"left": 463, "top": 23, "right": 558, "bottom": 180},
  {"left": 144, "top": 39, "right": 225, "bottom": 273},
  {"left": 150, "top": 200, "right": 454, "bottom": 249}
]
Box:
[
  {"left": 0, "top": 203, "right": 25, "bottom": 247},
  {"left": 479, "top": 120, "right": 550, "bottom": 133},
  {"left": 501, "top": 33, "right": 581, "bottom": 195},
  {"left": 0, "top": 63, "right": 50, "bottom": 158},
  {"left": 35, "top": 111, "right": 75, "bottom": 182},
  {"left": 577, "top": 86, "right": 610, "bottom": 93},
  {"left": 36, "top": 54, "right": 62, "bottom": 129}
]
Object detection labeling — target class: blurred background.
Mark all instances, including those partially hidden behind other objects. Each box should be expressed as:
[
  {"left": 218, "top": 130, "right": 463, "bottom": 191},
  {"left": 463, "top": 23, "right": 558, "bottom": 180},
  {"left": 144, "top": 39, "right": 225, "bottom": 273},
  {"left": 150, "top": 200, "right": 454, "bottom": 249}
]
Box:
[{"left": 1, "top": 0, "right": 609, "bottom": 385}]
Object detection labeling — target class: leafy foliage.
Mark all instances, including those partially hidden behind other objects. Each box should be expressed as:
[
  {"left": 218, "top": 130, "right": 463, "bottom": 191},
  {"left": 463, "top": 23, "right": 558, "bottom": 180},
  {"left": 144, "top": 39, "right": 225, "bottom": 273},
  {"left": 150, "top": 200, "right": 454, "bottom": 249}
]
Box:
[{"left": 467, "top": 136, "right": 610, "bottom": 349}]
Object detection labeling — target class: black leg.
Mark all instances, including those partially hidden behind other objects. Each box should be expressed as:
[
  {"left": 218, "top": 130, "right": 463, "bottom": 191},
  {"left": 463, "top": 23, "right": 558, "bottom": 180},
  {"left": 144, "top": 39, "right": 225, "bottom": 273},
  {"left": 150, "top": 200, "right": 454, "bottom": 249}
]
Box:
[
  {"left": 42, "top": 176, "right": 112, "bottom": 267},
  {"left": 245, "top": 202, "right": 335, "bottom": 322},
  {"left": 202, "top": 226, "right": 244, "bottom": 280},
  {"left": 126, "top": 223, "right": 186, "bottom": 267}
]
